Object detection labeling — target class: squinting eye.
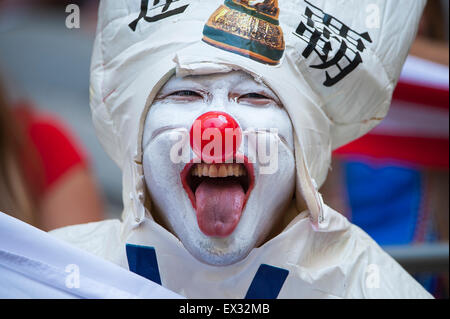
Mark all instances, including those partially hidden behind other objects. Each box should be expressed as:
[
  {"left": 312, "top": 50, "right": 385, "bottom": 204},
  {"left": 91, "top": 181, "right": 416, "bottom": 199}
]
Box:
[
  {"left": 169, "top": 90, "right": 202, "bottom": 98},
  {"left": 238, "top": 93, "right": 275, "bottom": 106},
  {"left": 239, "top": 93, "right": 270, "bottom": 99}
]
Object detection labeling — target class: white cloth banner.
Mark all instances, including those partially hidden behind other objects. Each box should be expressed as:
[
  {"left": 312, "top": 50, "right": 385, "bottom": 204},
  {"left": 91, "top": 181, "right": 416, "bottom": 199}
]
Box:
[{"left": 0, "top": 212, "right": 183, "bottom": 299}]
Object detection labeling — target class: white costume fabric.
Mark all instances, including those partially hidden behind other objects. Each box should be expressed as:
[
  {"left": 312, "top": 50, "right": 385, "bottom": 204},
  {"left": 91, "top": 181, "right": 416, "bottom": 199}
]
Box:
[{"left": 51, "top": 0, "right": 432, "bottom": 298}]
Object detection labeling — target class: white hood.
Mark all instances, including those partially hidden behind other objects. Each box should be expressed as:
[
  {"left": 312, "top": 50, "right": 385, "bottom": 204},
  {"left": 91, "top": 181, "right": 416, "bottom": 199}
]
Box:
[{"left": 51, "top": 0, "right": 432, "bottom": 298}]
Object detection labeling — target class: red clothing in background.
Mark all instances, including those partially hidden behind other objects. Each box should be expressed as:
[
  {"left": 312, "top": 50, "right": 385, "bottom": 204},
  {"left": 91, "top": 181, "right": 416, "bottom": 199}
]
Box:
[{"left": 14, "top": 105, "right": 88, "bottom": 198}]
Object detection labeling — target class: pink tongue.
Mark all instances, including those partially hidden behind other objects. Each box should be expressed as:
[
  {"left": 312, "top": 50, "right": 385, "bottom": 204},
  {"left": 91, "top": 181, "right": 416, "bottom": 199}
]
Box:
[{"left": 195, "top": 179, "right": 245, "bottom": 237}]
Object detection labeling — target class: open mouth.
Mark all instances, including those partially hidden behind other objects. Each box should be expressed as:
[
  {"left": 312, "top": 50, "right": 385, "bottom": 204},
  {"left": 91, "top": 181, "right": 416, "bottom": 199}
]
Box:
[{"left": 181, "top": 157, "right": 255, "bottom": 238}]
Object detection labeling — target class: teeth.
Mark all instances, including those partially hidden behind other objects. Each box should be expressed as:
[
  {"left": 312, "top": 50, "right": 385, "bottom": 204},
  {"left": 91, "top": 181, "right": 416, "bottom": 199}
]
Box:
[
  {"left": 202, "top": 165, "right": 209, "bottom": 177},
  {"left": 191, "top": 164, "right": 247, "bottom": 178},
  {"left": 209, "top": 165, "right": 218, "bottom": 177},
  {"left": 233, "top": 165, "right": 240, "bottom": 177},
  {"left": 218, "top": 165, "right": 228, "bottom": 177}
]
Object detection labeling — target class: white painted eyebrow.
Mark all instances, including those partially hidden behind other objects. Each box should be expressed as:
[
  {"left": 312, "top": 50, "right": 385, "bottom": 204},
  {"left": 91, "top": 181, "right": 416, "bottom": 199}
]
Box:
[{"left": 157, "top": 76, "right": 207, "bottom": 95}]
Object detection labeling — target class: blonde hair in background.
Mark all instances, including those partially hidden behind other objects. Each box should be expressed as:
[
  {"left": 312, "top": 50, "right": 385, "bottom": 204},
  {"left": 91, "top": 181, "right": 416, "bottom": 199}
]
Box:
[{"left": 0, "top": 79, "right": 38, "bottom": 226}]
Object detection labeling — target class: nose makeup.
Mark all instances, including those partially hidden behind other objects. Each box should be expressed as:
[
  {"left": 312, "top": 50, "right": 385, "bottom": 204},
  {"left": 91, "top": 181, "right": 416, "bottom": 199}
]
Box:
[{"left": 190, "top": 111, "right": 242, "bottom": 163}]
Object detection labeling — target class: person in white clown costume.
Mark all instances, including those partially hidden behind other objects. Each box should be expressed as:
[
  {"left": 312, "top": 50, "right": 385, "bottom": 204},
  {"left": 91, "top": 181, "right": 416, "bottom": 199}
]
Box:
[{"left": 50, "top": 0, "right": 433, "bottom": 299}]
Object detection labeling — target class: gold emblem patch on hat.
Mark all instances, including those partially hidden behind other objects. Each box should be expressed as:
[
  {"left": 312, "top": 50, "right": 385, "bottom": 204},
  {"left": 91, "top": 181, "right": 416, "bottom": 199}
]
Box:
[{"left": 203, "top": 0, "right": 285, "bottom": 65}]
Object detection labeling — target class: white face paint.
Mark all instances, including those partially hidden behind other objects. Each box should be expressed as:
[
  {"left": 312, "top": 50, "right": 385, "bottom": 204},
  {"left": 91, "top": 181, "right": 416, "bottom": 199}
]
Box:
[{"left": 142, "top": 71, "right": 295, "bottom": 266}]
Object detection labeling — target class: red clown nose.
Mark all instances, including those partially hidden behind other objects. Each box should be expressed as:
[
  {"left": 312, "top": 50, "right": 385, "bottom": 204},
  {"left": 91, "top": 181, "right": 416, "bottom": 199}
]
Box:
[{"left": 190, "top": 111, "right": 242, "bottom": 163}]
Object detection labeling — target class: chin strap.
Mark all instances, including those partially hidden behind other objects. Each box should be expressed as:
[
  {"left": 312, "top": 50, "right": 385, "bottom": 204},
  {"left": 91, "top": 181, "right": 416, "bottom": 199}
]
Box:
[{"left": 294, "top": 136, "right": 325, "bottom": 230}]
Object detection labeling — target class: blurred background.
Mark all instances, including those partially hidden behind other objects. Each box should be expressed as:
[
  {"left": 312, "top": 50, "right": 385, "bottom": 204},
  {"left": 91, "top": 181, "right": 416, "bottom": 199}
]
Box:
[
  {"left": 0, "top": 0, "right": 122, "bottom": 220},
  {"left": 0, "top": 0, "right": 448, "bottom": 298}
]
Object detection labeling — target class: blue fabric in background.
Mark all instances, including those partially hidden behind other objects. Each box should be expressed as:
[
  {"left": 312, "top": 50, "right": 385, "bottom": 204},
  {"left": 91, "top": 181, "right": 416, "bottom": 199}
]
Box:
[
  {"left": 344, "top": 161, "right": 422, "bottom": 246},
  {"left": 343, "top": 159, "right": 442, "bottom": 296}
]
